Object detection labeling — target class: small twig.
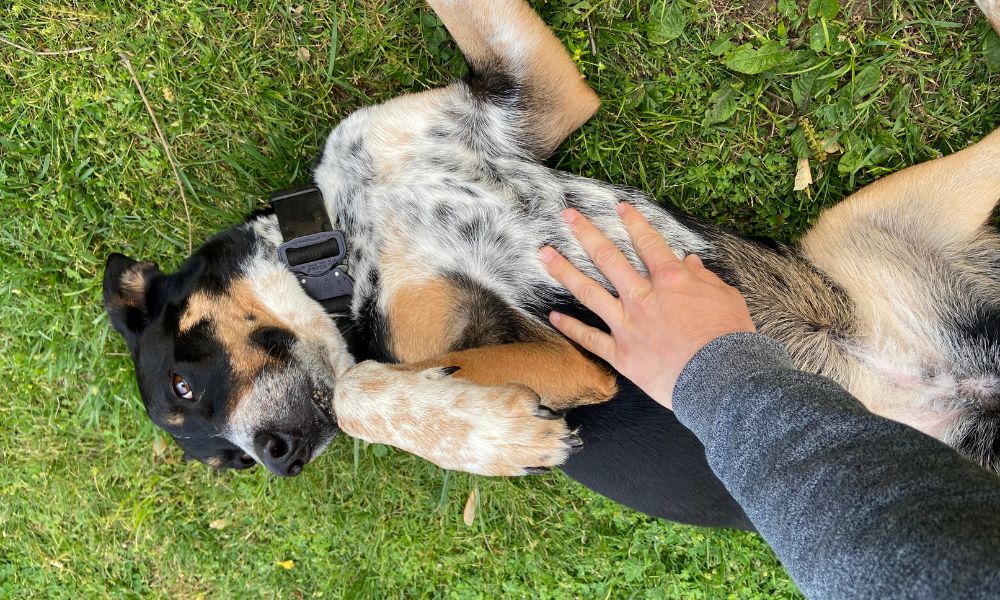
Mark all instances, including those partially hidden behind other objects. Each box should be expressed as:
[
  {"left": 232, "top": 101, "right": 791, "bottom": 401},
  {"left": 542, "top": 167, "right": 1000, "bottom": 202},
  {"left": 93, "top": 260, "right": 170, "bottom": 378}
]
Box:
[
  {"left": 584, "top": 16, "right": 599, "bottom": 61},
  {"left": 0, "top": 35, "right": 93, "bottom": 56},
  {"left": 119, "top": 52, "right": 193, "bottom": 253}
]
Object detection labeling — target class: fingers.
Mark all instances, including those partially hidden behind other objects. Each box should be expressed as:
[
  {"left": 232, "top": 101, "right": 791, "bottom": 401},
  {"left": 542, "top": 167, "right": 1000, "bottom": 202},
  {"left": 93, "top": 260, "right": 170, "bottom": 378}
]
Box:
[
  {"left": 685, "top": 253, "right": 727, "bottom": 286},
  {"left": 616, "top": 203, "right": 685, "bottom": 279},
  {"left": 560, "top": 208, "right": 648, "bottom": 293},
  {"left": 540, "top": 246, "right": 623, "bottom": 326},
  {"left": 548, "top": 311, "right": 616, "bottom": 362}
]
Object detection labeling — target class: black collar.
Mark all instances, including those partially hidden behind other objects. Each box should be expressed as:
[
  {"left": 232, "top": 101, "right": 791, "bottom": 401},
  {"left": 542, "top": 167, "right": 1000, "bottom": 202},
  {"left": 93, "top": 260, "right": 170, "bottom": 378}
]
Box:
[{"left": 269, "top": 185, "right": 354, "bottom": 314}]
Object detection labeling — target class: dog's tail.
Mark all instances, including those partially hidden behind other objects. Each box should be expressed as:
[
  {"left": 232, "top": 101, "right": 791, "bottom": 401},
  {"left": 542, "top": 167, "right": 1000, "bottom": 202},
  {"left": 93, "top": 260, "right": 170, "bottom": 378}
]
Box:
[{"left": 977, "top": 0, "right": 1000, "bottom": 33}]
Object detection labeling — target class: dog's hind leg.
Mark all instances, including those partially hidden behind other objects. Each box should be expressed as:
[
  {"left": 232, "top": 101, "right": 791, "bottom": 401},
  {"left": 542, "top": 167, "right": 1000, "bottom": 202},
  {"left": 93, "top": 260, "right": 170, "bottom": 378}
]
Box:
[
  {"left": 803, "top": 126, "right": 1000, "bottom": 261},
  {"left": 805, "top": 1, "right": 1000, "bottom": 256},
  {"left": 425, "top": 0, "right": 600, "bottom": 158}
]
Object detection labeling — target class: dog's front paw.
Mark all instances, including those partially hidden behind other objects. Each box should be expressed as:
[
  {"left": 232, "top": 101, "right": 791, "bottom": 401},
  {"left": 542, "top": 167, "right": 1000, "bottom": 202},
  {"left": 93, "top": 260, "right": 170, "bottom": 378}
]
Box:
[{"left": 334, "top": 361, "right": 582, "bottom": 476}]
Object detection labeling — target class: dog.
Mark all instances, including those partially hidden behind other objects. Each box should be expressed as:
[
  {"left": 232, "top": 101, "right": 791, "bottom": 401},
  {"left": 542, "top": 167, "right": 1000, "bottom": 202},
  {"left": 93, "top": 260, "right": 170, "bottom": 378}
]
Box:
[{"left": 103, "top": 0, "right": 1000, "bottom": 529}]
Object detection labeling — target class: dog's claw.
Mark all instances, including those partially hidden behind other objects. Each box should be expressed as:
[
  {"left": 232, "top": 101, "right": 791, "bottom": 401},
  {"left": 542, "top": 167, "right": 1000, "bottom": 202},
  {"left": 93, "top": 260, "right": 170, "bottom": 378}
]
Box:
[
  {"left": 565, "top": 433, "right": 583, "bottom": 453},
  {"left": 440, "top": 366, "right": 461, "bottom": 376},
  {"left": 524, "top": 466, "right": 550, "bottom": 475},
  {"left": 535, "top": 405, "right": 563, "bottom": 420}
]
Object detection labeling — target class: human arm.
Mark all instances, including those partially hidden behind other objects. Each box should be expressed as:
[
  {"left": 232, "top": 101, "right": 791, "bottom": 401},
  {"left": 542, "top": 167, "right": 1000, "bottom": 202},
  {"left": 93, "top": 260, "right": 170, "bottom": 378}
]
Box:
[{"left": 541, "top": 204, "right": 1000, "bottom": 598}]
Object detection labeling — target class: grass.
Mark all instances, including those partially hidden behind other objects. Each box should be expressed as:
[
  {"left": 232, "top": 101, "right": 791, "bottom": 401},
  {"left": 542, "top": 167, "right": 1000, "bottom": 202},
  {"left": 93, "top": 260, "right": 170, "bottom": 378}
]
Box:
[{"left": 1, "top": 0, "right": 997, "bottom": 596}]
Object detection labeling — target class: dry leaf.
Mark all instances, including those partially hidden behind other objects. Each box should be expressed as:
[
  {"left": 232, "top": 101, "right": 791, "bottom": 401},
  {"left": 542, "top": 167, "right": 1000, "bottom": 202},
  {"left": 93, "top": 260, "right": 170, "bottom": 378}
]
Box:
[
  {"left": 297, "top": 47, "right": 310, "bottom": 62},
  {"left": 208, "top": 519, "right": 229, "bottom": 530},
  {"left": 463, "top": 487, "right": 478, "bottom": 526},
  {"left": 822, "top": 136, "right": 842, "bottom": 154},
  {"left": 291, "top": 5, "right": 305, "bottom": 15},
  {"left": 152, "top": 436, "right": 168, "bottom": 460},
  {"left": 48, "top": 559, "right": 65, "bottom": 569},
  {"left": 162, "top": 87, "right": 175, "bottom": 103},
  {"left": 276, "top": 559, "right": 295, "bottom": 570},
  {"left": 793, "top": 157, "right": 812, "bottom": 191}
]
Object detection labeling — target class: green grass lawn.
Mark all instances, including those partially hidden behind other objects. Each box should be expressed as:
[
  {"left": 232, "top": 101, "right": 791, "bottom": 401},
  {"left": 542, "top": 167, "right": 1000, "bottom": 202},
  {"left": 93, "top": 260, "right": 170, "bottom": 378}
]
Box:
[{"left": 2, "top": 0, "right": 997, "bottom": 597}]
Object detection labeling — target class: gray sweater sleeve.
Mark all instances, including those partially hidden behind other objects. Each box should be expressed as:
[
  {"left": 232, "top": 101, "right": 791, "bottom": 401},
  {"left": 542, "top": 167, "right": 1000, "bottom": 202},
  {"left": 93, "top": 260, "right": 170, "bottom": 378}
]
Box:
[{"left": 672, "top": 333, "right": 1000, "bottom": 599}]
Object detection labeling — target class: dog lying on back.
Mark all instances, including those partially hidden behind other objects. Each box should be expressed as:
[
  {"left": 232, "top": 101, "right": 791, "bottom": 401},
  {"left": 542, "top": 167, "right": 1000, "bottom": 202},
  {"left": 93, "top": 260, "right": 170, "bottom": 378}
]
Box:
[{"left": 103, "top": 0, "right": 1000, "bottom": 527}]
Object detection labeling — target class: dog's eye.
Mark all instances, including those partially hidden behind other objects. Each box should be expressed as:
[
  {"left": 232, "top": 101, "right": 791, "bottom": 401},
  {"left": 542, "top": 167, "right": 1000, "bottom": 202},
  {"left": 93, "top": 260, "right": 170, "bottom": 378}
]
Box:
[{"left": 172, "top": 374, "right": 194, "bottom": 400}]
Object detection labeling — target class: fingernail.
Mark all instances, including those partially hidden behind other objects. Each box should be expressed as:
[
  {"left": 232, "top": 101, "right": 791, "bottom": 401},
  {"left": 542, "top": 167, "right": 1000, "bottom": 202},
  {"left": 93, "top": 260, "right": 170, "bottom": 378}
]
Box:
[
  {"left": 615, "top": 202, "right": 628, "bottom": 215},
  {"left": 538, "top": 246, "right": 556, "bottom": 263},
  {"left": 549, "top": 311, "right": 563, "bottom": 324},
  {"left": 560, "top": 208, "right": 577, "bottom": 223}
]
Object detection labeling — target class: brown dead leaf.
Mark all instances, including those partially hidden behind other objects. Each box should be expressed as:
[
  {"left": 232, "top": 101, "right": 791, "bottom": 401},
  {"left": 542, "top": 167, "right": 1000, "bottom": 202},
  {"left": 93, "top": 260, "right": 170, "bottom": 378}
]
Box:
[
  {"left": 794, "top": 157, "right": 812, "bottom": 191},
  {"left": 208, "top": 519, "right": 229, "bottom": 530},
  {"left": 822, "top": 136, "right": 842, "bottom": 155},
  {"left": 152, "top": 436, "right": 168, "bottom": 461},
  {"left": 463, "top": 487, "right": 478, "bottom": 526},
  {"left": 297, "top": 47, "right": 310, "bottom": 62}
]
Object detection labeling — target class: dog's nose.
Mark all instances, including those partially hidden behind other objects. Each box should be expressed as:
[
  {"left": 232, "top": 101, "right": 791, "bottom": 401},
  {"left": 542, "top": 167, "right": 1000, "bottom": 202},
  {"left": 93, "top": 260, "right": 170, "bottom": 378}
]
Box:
[{"left": 253, "top": 431, "right": 308, "bottom": 477}]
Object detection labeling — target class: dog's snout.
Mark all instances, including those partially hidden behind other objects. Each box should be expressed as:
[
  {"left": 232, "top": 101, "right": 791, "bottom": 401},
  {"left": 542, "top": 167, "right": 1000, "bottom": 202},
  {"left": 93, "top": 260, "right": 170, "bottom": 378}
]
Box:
[{"left": 254, "top": 431, "right": 308, "bottom": 477}]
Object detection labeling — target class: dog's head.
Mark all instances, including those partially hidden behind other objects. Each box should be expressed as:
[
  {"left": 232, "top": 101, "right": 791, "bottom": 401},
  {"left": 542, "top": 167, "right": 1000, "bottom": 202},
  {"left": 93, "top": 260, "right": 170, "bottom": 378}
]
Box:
[{"left": 103, "top": 222, "right": 354, "bottom": 476}]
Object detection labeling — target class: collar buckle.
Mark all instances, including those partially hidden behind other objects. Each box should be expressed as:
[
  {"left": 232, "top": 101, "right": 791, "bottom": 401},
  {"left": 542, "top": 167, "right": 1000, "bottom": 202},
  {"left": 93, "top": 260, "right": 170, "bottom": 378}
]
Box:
[{"left": 270, "top": 186, "right": 355, "bottom": 312}]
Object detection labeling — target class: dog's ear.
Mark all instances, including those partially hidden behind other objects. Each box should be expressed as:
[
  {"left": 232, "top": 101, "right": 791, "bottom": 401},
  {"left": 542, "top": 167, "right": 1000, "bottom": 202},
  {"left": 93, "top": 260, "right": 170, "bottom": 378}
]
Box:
[{"left": 103, "top": 253, "right": 162, "bottom": 355}]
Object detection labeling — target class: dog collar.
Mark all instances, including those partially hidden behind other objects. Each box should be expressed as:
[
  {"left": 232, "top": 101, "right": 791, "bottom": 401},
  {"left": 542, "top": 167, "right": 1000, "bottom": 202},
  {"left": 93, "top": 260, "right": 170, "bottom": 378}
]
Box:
[{"left": 269, "top": 185, "right": 354, "bottom": 315}]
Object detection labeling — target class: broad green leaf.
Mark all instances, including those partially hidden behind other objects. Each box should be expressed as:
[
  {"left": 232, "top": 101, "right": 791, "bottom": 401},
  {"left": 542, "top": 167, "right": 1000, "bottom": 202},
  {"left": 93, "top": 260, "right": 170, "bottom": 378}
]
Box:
[
  {"left": 808, "top": 21, "right": 828, "bottom": 53},
  {"left": 648, "top": 1, "right": 687, "bottom": 44},
  {"left": 724, "top": 41, "right": 793, "bottom": 74},
  {"left": 851, "top": 63, "right": 881, "bottom": 102},
  {"left": 985, "top": 29, "right": 1000, "bottom": 72},
  {"left": 792, "top": 69, "right": 820, "bottom": 108},
  {"left": 709, "top": 34, "right": 732, "bottom": 56},
  {"left": 790, "top": 127, "right": 811, "bottom": 159},
  {"left": 807, "top": 0, "right": 839, "bottom": 20},
  {"left": 837, "top": 146, "right": 867, "bottom": 175},
  {"left": 703, "top": 84, "right": 739, "bottom": 125}
]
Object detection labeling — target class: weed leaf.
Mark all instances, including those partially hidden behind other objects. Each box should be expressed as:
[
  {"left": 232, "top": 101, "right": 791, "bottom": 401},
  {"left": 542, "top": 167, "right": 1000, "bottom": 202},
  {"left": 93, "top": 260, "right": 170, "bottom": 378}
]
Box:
[
  {"left": 807, "top": 0, "right": 839, "bottom": 20},
  {"left": 851, "top": 63, "right": 880, "bottom": 102},
  {"left": 648, "top": 1, "right": 687, "bottom": 44},
  {"left": 703, "top": 84, "right": 739, "bottom": 125},
  {"left": 724, "top": 41, "right": 793, "bottom": 74},
  {"left": 985, "top": 30, "right": 1000, "bottom": 72}
]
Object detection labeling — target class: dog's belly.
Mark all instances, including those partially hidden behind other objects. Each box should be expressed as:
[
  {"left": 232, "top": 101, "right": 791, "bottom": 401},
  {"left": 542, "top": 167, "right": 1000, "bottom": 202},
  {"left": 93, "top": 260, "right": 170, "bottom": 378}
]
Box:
[{"left": 360, "top": 159, "right": 713, "bottom": 316}]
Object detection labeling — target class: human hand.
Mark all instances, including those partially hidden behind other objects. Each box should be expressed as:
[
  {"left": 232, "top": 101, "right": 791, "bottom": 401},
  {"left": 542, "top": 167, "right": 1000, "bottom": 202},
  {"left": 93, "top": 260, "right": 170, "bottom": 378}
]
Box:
[{"left": 539, "top": 203, "right": 756, "bottom": 410}]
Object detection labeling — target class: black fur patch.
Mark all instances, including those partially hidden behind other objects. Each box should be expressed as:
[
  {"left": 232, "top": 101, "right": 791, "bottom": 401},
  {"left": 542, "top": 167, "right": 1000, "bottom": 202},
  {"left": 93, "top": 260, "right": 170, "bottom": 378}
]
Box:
[
  {"left": 447, "top": 272, "right": 538, "bottom": 350},
  {"left": 464, "top": 62, "right": 520, "bottom": 107},
  {"left": 174, "top": 320, "right": 220, "bottom": 363},
  {"left": 249, "top": 326, "right": 296, "bottom": 362},
  {"left": 956, "top": 306, "right": 1000, "bottom": 349},
  {"left": 340, "top": 270, "right": 394, "bottom": 363},
  {"left": 563, "top": 376, "right": 754, "bottom": 529}
]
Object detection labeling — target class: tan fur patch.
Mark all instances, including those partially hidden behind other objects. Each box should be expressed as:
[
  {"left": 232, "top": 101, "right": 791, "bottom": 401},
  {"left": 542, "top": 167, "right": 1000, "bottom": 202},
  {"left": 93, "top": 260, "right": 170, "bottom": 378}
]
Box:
[
  {"left": 386, "top": 278, "right": 461, "bottom": 363},
  {"left": 176, "top": 279, "right": 288, "bottom": 404},
  {"left": 164, "top": 412, "right": 185, "bottom": 427},
  {"left": 107, "top": 261, "right": 157, "bottom": 310},
  {"left": 120, "top": 267, "right": 149, "bottom": 302}
]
